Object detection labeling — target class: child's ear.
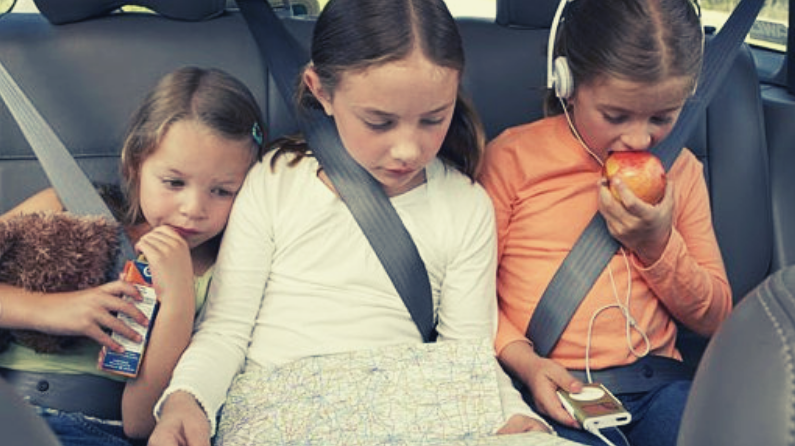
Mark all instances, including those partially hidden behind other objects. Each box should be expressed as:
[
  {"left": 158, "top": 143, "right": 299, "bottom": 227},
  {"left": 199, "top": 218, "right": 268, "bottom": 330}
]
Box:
[{"left": 303, "top": 67, "right": 334, "bottom": 116}]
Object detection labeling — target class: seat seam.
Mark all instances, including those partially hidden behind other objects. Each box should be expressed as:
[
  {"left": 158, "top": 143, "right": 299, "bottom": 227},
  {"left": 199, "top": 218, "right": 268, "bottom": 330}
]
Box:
[{"left": 756, "top": 274, "right": 795, "bottom": 446}]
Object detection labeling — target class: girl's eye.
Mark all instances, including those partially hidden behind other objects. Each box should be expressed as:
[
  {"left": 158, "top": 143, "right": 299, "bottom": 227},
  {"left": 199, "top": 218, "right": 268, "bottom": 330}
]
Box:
[
  {"left": 651, "top": 115, "right": 675, "bottom": 126},
  {"left": 212, "top": 187, "right": 236, "bottom": 198},
  {"left": 365, "top": 120, "right": 394, "bottom": 131},
  {"left": 163, "top": 178, "right": 185, "bottom": 188},
  {"left": 421, "top": 118, "right": 445, "bottom": 127},
  {"left": 604, "top": 114, "right": 628, "bottom": 125}
]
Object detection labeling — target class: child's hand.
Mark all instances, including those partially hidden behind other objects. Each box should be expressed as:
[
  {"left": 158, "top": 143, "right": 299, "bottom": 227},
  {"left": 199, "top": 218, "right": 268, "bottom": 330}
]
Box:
[
  {"left": 500, "top": 341, "right": 582, "bottom": 429},
  {"left": 524, "top": 355, "right": 583, "bottom": 429},
  {"left": 134, "top": 225, "right": 194, "bottom": 312},
  {"left": 598, "top": 177, "right": 675, "bottom": 266},
  {"left": 148, "top": 391, "right": 212, "bottom": 446},
  {"left": 38, "top": 281, "right": 148, "bottom": 352},
  {"left": 496, "top": 414, "right": 551, "bottom": 435}
]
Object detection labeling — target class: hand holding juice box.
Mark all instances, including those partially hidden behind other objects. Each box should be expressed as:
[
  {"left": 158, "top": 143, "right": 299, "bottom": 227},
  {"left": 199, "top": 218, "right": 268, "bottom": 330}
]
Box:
[{"left": 98, "top": 256, "right": 159, "bottom": 377}]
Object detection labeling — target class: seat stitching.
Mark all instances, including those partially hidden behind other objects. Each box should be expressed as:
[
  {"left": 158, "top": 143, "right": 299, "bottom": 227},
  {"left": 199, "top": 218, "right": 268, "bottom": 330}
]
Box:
[{"left": 756, "top": 273, "right": 795, "bottom": 446}]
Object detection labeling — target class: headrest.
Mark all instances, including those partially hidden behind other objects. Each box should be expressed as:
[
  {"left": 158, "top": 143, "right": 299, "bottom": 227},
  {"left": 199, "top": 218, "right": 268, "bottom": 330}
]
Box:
[
  {"left": 496, "top": 0, "right": 559, "bottom": 29},
  {"left": 33, "top": 0, "right": 226, "bottom": 25}
]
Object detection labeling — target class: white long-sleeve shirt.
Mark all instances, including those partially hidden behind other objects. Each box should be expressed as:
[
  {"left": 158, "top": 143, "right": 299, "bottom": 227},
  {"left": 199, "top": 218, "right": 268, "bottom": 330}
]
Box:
[{"left": 158, "top": 152, "right": 540, "bottom": 434}]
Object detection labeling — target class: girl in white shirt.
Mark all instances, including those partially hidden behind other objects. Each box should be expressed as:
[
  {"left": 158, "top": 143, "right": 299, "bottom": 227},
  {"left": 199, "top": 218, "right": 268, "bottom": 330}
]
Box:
[{"left": 149, "top": 0, "right": 549, "bottom": 444}]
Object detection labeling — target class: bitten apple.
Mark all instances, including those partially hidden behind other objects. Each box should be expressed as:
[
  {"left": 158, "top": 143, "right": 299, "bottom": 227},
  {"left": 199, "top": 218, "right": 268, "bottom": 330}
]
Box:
[{"left": 602, "top": 151, "right": 666, "bottom": 205}]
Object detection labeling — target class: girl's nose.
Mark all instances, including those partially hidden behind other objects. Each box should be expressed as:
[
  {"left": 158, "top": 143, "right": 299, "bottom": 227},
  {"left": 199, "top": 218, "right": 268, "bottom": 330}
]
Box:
[
  {"left": 390, "top": 134, "right": 422, "bottom": 165},
  {"left": 180, "top": 191, "right": 207, "bottom": 219},
  {"left": 620, "top": 124, "right": 653, "bottom": 151}
]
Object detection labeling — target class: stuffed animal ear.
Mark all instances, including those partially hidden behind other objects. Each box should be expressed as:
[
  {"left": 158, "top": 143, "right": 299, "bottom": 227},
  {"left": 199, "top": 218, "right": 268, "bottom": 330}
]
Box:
[{"left": 33, "top": 0, "right": 226, "bottom": 25}]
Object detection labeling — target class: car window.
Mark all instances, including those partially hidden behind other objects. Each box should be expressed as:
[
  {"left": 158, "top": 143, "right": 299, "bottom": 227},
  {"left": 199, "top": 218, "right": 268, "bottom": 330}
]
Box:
[
  {"left": 443, "top": 0, "right": 495, "bottom": 19},
  {"left": 0, "top": 0, "right": 14, "bottom": 16},
  {"left": 10, "top": 0, "right": 38, "bottom": 12},
  {"left": 312, "top": 0, "right": 496, "bottom": 18},
  {"left": 701, "top": 0, "right": 788, "bottom": 52}
]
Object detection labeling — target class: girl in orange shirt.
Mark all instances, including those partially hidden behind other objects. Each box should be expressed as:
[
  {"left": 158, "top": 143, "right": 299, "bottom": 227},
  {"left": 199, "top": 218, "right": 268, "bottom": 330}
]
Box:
[{"left": 480, "top": 1, "right": 731, "bottom": 445}]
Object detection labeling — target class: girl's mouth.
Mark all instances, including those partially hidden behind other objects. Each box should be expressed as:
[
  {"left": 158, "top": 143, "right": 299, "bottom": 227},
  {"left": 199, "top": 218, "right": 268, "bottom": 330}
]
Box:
[
  {"left": 385, "top": 168, "right": 415, "bottom": 178},
  {"left": 171, "top": 226, "right": 199, "bottom": 238}
]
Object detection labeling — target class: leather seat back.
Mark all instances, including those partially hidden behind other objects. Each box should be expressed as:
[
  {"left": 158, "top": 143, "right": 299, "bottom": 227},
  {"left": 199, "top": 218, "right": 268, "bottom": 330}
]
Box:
[
  {"left": 678, "top": 265, "right": 795, "bottom": 446},
  {"left": 0, "top": 377, "right": 62, "bottom": 446}
]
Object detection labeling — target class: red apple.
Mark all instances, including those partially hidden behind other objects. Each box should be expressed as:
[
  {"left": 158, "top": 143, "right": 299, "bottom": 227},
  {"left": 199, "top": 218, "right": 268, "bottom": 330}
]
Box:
[{"left": 602, "top": 151, "right": 666, "bottom": 205}]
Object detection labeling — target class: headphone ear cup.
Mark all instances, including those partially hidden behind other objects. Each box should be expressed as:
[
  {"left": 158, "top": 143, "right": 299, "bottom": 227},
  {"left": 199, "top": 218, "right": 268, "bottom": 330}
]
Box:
[{"left": 553, "top": 56, "right": 574, "bottom": 99}]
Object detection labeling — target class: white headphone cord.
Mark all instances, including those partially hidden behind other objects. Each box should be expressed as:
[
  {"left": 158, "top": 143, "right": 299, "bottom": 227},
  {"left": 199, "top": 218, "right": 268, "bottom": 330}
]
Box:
[
  {"left": 560, "top": 97, "right": 604, "bottom": 167},
  {"left": 559, "top": 97, "right": 651, "bottom": 382},
  {"left": 584, "top": 248, "right": 650, "bottom": 384},
  {"left": 615, "top": 248, "right": 651, "bottom": 359},
  {"left": 587, "top": 425, "right": 631, "bottom": 446}
]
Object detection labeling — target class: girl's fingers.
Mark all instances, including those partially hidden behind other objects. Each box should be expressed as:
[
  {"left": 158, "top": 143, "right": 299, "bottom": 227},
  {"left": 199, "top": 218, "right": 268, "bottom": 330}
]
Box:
[
  {"left": 135, "top": 227, "right": 189, "bottom": 266},
  {"left": 109, "top": 297, "right": 149, "bottom": 327},
  {"left": 88, "top": 328, "right": 126, "bottom": 353},
  {"left": 103, "top": 280, "right": 142, "bottom": 302},
  {"left": 97, "top": 310, "right": 144, "bottom": 344},
  {"left": 138, "top": 225, "right": 183, "bottom": 248},
  {"left": 96, "top": 280, "right": 149, "bottom": 328}
]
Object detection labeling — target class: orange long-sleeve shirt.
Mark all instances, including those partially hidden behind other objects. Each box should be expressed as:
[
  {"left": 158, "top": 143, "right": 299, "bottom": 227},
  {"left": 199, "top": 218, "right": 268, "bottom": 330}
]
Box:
[{"left": 480, "top": 115, "right": 732, "bottom": 370}]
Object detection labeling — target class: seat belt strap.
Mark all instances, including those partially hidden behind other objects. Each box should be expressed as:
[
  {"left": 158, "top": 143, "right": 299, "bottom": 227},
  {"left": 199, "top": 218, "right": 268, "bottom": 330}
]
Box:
[
  {"left": 236, "top": 0, "right": 436, "bottom": 342},
  {"left": 0, "top": 61, "right": 136, "bottom": 271},
  {"left": 529, "top": 214, "right": 619, "bottom": 357},
  {"left": 653, "top": 0, "right": 767, "bottom": 170},
  {"left": 528, "top": 0, "right": 765, "bottom": 357}
]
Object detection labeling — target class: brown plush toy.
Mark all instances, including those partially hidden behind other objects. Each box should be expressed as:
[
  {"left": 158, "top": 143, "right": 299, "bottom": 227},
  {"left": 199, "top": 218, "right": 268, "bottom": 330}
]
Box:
[{"left": 0, "top": 212, "right": 121, "bottom": 354}]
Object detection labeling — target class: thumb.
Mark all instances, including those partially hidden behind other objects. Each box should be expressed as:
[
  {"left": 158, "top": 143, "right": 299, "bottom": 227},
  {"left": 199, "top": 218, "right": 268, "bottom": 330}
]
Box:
[
  {"left": 566, "top": 379, "right": 584, "bottom": 394},
  {"left": 551, "top": 369, "right": 583, "bottom": 394}
]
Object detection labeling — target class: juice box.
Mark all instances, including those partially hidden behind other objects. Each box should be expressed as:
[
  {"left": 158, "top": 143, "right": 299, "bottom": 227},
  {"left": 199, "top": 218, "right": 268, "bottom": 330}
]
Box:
[{"left": 98, "top": 256, "right": 159, "bottom": 377}]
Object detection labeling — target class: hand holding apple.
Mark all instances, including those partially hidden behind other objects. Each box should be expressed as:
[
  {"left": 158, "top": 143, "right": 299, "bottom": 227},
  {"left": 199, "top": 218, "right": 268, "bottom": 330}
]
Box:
[
  {"left": 599, "top": 151, "right": 672, "bottom": 265},
  {"left": 602, "top": 151, "right": 666, "bottom": 205}
]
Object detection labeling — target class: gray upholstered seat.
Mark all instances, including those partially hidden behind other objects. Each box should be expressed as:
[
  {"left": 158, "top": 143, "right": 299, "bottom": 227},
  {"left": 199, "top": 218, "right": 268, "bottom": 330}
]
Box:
[
  {"left": 0, "top": 377, "right": 62, "bottom": 446},
  {"left": 678, "top": 265, "right": 795, "bottom": 446}
]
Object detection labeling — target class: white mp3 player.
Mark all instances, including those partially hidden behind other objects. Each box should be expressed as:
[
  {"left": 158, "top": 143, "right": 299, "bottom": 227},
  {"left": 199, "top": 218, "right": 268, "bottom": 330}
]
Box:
[{"left": 557, "top": 383, "right": 631, "bottom": 431}]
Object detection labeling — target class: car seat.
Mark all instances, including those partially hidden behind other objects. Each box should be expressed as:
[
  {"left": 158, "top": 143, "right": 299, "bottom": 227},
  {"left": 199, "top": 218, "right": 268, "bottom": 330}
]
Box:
[
  {"left": 678, "top": 264, "right": 795, "bottom": 446},
  {"left": 0, "top": 377, "right": 62, "bottom": 446}
]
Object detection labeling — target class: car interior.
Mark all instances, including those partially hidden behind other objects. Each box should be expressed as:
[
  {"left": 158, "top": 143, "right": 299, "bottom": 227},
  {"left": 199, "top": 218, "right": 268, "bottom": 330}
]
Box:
[{"left": 1, "top": 0, "right": 794, "bottom": 444}]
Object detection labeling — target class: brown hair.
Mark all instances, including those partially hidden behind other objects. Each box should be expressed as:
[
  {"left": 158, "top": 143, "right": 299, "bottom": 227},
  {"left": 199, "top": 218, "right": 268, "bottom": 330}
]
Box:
[
  {"left": 546, "top": 0, "right": 703, "bottom": 115},
  {"left": 272, "top": 0, "right": 485, "bottom": 181},
  {"left": 120, "top": 66, "right": 265, "bottom": 225}
]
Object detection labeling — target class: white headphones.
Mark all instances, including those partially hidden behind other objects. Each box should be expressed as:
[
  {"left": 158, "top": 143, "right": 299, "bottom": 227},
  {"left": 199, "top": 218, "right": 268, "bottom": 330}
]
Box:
[
  {"left": 546, "top": 0, "right": 575, "bottom": 100},
  {"left": 547, "top": 0, "right": 704, "bottom": 100}
]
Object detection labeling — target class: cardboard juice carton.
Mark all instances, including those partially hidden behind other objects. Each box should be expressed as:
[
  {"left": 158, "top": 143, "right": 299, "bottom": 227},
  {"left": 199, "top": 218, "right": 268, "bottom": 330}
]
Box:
[{"left": 98, "top": 256, "right": 159, "bottom": 377}]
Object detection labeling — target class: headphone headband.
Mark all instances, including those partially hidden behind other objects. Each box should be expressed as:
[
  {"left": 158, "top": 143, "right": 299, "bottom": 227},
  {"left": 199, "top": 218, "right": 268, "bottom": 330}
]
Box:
[
  {"left": 547, "top": 0, "right": 703, "bottom": 99},
  {"left": 547, "top": 0, "right": 575, "bottom": 99},
  {"left": 546, "top": 0, "right": 572, "bottom": 90}
]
